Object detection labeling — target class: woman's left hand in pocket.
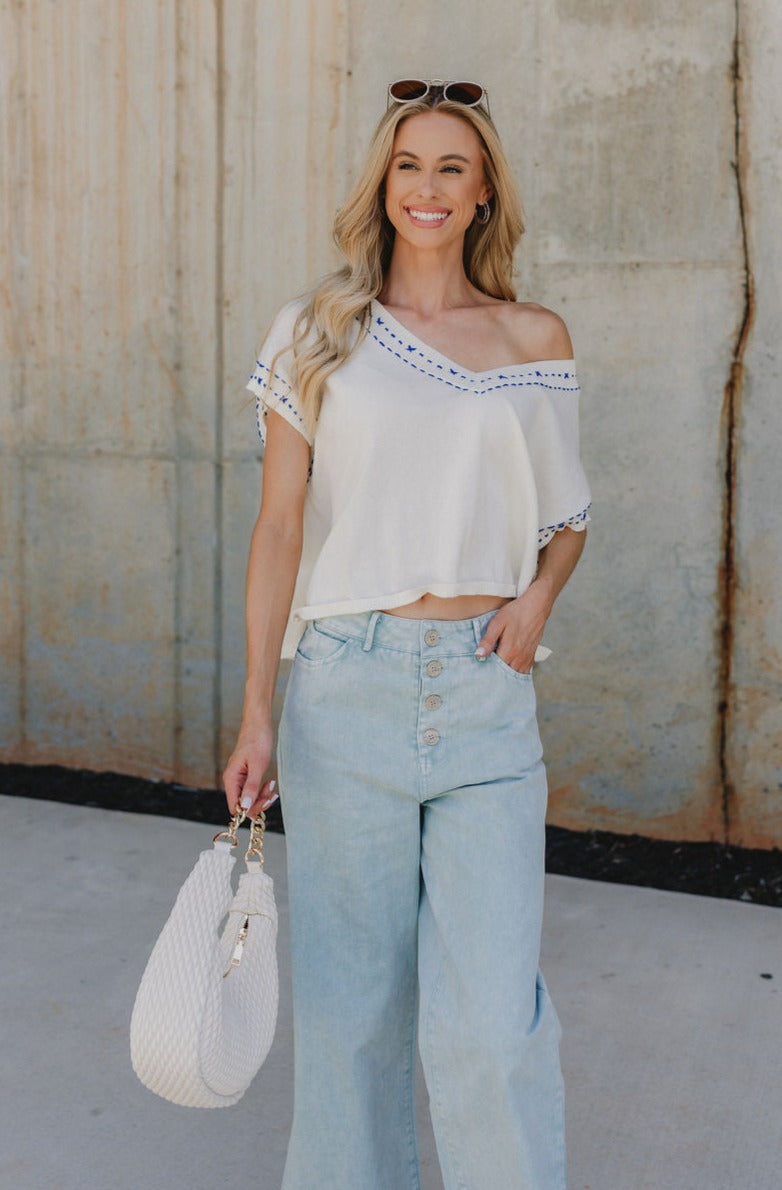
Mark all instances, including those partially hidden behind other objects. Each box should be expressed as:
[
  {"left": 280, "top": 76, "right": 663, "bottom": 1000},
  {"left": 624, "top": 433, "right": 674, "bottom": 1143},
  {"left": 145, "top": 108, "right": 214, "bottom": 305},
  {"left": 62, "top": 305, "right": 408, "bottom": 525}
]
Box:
[{"left": 474, "top": 583, "right": 551, "bottom": 674}]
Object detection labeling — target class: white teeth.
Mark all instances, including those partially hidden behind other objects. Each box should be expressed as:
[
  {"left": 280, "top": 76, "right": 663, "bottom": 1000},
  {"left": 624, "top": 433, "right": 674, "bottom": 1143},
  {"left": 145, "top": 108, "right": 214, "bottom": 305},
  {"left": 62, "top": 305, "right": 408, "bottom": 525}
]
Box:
[{"left": 408, "top": 209, "right": 449, "bottom": 222}]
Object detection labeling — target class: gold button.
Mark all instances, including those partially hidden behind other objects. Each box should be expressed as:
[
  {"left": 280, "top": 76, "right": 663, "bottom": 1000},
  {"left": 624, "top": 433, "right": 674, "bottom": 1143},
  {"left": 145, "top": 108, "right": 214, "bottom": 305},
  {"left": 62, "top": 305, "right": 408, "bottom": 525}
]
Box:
[
  {"left": 423, "top": 729, "right": 440, "bottom": 746},
  {"left": 425, "top": 693, "right": 442, "bottom": 711},
  {"left": 425, "top": 659, "right": 443, "bottom": 678},
  {"left": 424, "top": 628, "right": 440, "bottom": 646}
]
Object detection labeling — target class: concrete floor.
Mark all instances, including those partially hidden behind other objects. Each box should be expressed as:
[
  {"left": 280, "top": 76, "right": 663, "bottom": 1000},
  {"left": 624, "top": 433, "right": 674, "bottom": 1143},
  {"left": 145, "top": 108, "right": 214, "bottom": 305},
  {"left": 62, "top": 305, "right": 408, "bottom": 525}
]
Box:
[{"left": 1, "top": 795, "right": 780, "bottom": 1190}]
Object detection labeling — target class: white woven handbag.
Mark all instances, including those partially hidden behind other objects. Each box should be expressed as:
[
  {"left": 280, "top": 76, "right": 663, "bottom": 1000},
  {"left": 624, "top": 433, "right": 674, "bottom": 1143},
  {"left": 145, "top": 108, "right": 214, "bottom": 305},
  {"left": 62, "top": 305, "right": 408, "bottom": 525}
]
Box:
[{"left": 130, "top": 808, "right": 278, "bottom": 1108}]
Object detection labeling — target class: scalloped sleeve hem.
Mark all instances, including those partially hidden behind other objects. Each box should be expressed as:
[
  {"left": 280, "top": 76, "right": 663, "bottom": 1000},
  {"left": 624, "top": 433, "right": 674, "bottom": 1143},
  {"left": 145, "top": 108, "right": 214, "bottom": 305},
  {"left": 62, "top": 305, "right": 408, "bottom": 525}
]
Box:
[{"left": 537, "top": 505, "right": 591, "bottom": 549}]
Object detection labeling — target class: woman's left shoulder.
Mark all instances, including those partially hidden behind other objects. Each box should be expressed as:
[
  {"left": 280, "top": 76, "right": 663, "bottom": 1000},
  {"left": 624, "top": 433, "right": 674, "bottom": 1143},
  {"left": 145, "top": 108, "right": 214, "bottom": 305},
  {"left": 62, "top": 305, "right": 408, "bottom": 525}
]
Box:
[{"left": 498, "top": 301, "right": 574, "bottom": 362}]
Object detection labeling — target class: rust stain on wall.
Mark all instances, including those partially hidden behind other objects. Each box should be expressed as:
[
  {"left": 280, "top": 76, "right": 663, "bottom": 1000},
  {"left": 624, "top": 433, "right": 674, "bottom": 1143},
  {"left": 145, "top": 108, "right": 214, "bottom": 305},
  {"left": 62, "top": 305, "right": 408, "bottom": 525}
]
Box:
[
  {"left": 717, "top": 0, "right": 756, "bottom": 845},
  {"left": 549, "top": 752, "right": 727, "bottom": 845}
]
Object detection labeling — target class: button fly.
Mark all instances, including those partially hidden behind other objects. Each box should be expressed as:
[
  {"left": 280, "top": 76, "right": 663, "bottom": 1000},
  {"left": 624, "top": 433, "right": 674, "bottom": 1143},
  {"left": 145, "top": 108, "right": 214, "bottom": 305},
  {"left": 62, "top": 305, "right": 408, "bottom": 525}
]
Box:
[
  {"left": 423, "top": 728, "right": 440, "bottom": 746},
  {"left": 425, "top": 659, "right": 443, "bottom": 678},
  {"left": 424, "top": 628, "right": 440, "bottom": 647},
  {"left": 424, "top": 693, "right": 442, "bottom": 711}
]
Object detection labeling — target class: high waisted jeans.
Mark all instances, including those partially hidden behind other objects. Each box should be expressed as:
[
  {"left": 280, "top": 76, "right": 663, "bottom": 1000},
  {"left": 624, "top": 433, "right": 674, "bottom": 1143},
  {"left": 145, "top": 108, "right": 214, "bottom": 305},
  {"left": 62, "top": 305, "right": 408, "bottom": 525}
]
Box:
[{"left": 277, "top": 610, "right": 566, "bottom": 1190}]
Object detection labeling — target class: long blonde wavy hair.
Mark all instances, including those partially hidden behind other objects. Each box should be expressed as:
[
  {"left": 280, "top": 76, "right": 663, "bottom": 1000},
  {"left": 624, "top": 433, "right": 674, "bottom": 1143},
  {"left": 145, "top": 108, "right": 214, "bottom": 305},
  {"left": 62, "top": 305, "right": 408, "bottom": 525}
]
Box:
[{"left": 284, "top": 96, "right": 525, "bottom": 437}]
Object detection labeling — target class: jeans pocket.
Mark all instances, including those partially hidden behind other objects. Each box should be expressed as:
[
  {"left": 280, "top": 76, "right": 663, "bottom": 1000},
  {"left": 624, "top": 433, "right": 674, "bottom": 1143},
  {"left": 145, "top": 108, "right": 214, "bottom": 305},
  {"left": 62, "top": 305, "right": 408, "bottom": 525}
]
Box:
[
  {"left": 295, "top": 621, "right": 352, "bottom": 666},
  {"left": 489, "top": 650, "right": 534, "bottom": 682}
]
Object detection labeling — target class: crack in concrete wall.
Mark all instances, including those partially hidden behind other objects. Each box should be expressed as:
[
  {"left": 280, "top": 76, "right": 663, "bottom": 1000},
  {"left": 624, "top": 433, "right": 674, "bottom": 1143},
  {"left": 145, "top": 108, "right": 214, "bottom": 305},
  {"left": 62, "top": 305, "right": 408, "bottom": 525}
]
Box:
[
  {"left": 172, "top": 0, "right": 185, "bottom": 780},
  {"left": 718, "top": 0, "right": 756, "bottom": 842},
  {"left": 212, "top": 0, "right": 226, "bottom": 786}
]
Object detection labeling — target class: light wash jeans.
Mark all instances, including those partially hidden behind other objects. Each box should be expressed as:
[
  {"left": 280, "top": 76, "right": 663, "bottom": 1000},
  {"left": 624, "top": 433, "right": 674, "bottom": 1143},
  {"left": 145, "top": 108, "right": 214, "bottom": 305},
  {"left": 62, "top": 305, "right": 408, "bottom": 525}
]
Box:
[{"left": 277, "top": 610, "right": 566, "bottom": 1190}]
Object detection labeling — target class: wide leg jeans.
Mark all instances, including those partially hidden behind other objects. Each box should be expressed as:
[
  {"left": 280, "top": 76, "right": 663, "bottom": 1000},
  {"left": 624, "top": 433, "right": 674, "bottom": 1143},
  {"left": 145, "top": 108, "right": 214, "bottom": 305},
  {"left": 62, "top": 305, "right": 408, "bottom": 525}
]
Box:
[{"left": 277, "top": 610, "right": 566, "bottom": 1190}]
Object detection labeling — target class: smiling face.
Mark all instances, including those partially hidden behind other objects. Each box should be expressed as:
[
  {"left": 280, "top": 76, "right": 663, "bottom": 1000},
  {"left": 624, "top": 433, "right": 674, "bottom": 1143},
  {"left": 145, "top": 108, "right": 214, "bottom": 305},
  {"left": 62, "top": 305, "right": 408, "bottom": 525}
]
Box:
[{"left": 383, "top": 110, "right": 493, "bottom": 249}]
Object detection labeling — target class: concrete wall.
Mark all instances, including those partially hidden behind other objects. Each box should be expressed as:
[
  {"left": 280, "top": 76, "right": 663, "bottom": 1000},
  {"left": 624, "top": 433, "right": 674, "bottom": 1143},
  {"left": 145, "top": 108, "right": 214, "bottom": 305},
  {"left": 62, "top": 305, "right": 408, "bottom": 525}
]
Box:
[{"left": 1, "top": 0, "right": 779, "bottom": 847}]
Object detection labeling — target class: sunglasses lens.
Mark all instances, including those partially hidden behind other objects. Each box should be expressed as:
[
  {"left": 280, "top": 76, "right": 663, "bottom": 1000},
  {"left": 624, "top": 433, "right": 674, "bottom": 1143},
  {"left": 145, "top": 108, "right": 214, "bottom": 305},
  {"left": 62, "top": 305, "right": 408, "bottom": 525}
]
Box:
[
  {"left": 442, "top": 82, "right": 484, "bottom": 106},
  {"left": 389, "top": 79, "right": 429, "bottom": 102}
]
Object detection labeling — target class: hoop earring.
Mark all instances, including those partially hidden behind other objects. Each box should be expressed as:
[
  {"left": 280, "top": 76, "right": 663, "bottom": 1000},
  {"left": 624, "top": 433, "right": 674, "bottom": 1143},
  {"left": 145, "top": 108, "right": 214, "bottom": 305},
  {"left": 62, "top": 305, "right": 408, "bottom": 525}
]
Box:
[{"left": 475, "top": 201, "right": 491, "bottom": 225}]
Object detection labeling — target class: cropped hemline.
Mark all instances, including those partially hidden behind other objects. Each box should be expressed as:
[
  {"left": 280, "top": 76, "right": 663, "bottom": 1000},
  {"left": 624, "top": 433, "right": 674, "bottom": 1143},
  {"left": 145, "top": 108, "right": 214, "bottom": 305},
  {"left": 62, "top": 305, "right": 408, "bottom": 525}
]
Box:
[{"left": 296, "top": 581, "right": 521, "bottom": 624}]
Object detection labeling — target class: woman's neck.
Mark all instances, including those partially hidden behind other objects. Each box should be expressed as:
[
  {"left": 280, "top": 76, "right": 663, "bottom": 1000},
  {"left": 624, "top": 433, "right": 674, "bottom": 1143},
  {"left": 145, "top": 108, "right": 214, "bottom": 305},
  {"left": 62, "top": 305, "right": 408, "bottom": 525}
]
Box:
[{"left": 380, "top": 241, "right": 480, "bottom": 316}]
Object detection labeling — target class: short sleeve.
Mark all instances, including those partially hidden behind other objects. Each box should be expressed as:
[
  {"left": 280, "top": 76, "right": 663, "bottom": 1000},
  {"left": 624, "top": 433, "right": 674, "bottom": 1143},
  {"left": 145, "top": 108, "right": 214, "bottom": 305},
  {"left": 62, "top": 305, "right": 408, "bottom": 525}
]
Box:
[
  {"left": 521, "top": 368, "right": 592, "bottom": 549},
  {"left": 245, "top": 300, "right": 314, "bottom": 447}
]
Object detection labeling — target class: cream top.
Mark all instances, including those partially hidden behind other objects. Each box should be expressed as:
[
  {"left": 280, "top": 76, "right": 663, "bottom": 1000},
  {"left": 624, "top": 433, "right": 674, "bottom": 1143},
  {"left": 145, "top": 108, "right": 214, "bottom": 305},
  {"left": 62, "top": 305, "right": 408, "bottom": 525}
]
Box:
[{"left": 247, "top": 299, "right": 591, "bottom": 658}]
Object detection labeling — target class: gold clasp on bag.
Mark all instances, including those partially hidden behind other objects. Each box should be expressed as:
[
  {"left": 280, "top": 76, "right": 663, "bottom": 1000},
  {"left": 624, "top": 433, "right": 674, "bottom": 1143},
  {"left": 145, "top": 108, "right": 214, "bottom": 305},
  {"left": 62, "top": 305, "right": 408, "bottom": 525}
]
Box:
[
  {"left": 212, "top": 807, "right": 267, "bottom": 866},
  {"left": 213, "top": 807, "right": 246, "bottom": 849}
]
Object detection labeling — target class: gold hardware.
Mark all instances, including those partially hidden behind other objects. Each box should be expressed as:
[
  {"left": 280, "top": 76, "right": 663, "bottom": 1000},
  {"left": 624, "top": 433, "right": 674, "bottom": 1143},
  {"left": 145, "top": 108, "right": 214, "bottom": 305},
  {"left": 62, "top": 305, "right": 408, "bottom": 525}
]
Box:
[
  {"left": 245, "top": 810, "right": 266, "bottom": 867},
  {"left": 212, "top": 806, "right": 266, "bottom": 865},
  {"left": 223, "top": 915, "right": 250, "bottom": 978},
  {"left": 216, "top": 807, "right": 266, "bottom": 977},
  {"left": 213, "top": 807, "right": 246, "bottom": 849}
]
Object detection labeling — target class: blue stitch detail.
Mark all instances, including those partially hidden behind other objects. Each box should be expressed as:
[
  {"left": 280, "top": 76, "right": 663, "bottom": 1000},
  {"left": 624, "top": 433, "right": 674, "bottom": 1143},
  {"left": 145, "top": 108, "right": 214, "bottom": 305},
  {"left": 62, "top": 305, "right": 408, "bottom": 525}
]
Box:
[
  {"left": 248, "top": 360, "right": 306, "bottom": 428},
  {"left": 537, "top": 505, "right": 591, "bottom": 548},
  {"left": 367, "top": 325, "right": 580, "bottom": 394}
]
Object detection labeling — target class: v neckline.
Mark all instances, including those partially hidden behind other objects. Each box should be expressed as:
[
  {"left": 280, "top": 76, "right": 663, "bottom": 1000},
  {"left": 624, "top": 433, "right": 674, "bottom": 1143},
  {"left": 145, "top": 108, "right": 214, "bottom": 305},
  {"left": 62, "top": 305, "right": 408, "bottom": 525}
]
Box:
[{"left": 369, "top": 298, "right": 575, "bottom": 380}]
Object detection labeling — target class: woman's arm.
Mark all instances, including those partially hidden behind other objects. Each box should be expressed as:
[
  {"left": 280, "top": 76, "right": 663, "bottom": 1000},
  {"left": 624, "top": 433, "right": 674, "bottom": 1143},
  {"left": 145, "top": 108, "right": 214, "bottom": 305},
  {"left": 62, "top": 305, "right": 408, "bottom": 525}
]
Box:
[
  {"left": 475, "top": 526, "right": 587, "bottom": 672},
  {"left": 222, "top": 409, "right": 311, "bottom": 818},
  {"left": 474, "top": 305, "right": 586, "bottom": 671}
]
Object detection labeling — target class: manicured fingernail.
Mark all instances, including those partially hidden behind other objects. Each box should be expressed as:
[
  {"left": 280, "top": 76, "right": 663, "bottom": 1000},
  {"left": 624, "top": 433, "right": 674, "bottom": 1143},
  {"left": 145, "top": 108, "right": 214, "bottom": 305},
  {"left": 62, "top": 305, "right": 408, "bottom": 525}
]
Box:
[
  {"left": 268, "top": 779, "right": 276, "bottom": 793},
  {"left": 240, "top": 794, "right": 253, "bottom": 809},
  {"left": 475, "top": 647, "right": 487, "bottom": 658},
  {"left": 262, "top": 792, "right": 279, "bottom": 810}
]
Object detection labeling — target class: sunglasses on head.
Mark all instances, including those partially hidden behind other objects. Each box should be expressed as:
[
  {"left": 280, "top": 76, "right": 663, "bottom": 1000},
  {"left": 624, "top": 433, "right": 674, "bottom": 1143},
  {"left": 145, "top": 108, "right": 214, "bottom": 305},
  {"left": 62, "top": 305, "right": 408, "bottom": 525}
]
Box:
[{"left": 387, "top": 78, "right": 490, "bottom": 116}]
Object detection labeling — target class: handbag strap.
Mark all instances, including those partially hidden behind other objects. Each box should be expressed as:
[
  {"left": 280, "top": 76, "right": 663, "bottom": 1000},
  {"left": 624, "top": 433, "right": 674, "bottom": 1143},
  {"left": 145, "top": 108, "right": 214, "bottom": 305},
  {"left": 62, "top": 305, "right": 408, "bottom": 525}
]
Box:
[
  {"left": 213, "top": 807, "right": 267, "bottom": 870},
  {"left": 213, "top": 808, "right": 271, "bottom": 980}
]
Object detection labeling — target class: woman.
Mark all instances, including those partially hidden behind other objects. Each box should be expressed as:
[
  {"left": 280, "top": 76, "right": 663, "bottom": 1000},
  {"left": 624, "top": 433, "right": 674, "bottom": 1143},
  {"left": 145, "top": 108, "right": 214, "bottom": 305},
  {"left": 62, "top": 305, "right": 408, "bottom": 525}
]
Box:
[{"left": 224, "top": 79, "right": 590, "bottom": 1190}]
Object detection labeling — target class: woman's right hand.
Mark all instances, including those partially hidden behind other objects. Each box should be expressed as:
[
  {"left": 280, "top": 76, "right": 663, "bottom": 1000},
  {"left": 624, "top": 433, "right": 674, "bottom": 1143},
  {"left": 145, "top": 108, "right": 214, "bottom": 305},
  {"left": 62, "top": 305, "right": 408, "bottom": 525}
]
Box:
[{"left": 223, "top": 718, "right": 278, "bottom": 820}]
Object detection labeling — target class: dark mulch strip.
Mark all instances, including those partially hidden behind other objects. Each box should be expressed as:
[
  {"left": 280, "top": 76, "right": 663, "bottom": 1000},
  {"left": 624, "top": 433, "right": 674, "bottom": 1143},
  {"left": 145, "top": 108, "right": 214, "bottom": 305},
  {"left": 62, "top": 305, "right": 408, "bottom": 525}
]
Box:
[
  {"left": 2, "top": 763, "right": 780, "bottom": 908},
  {"left": 0, "top": 762, "right": 284, "bottom": 834},
  {"left": 546, "top": 825, "right": 781, "bottom": 908}
]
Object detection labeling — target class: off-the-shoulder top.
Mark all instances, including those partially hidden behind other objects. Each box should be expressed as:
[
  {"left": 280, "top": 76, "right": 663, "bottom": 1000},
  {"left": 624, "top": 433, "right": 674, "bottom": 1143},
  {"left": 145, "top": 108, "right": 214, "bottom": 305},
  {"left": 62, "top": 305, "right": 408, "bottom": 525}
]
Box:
[{"left": 246, "top": 298, "right": 591, "bottom": 658}]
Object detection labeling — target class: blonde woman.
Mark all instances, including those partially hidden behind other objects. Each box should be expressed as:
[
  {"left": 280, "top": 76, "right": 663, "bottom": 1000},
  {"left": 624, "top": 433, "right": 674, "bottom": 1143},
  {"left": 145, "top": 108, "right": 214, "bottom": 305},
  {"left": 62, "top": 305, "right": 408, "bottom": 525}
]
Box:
[{"left": 224, "top": 79, "right": 590, "bottom": 1190}]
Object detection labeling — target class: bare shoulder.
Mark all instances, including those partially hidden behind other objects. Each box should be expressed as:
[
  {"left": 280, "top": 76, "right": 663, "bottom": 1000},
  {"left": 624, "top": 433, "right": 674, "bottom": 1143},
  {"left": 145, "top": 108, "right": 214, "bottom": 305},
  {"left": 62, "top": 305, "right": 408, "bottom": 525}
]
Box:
[{"left": 496, "top": 301, "right": 574, "bottom": 362}]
